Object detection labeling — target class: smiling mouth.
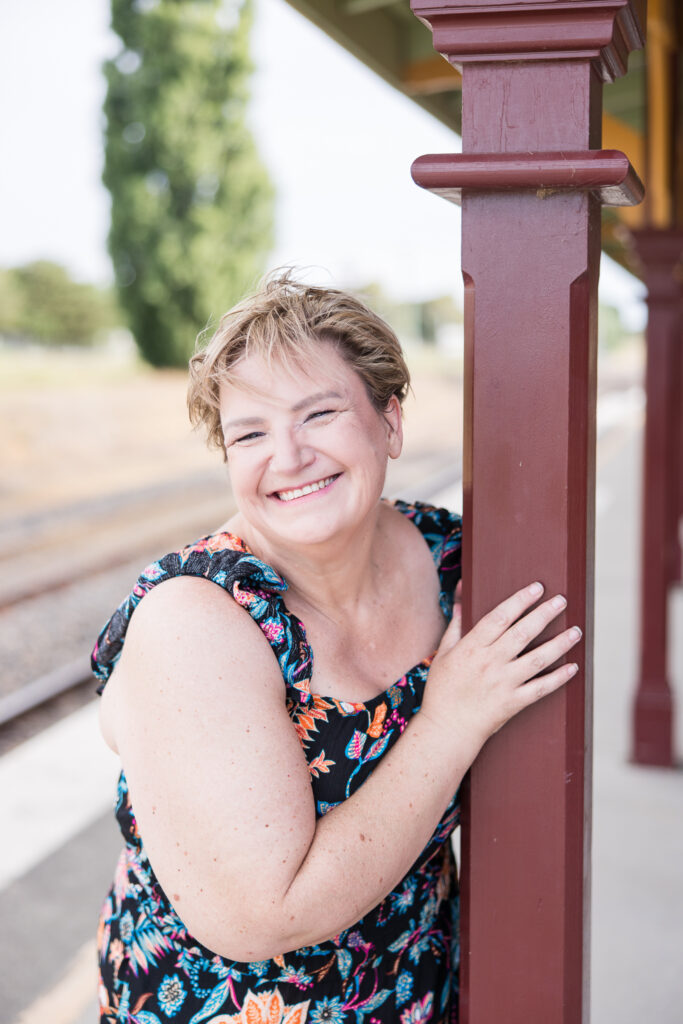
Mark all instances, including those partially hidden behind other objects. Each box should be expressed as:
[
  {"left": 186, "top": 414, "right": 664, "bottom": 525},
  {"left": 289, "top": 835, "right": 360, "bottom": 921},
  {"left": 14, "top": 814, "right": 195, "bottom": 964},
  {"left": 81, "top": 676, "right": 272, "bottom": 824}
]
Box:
[{"left": 272, "top": 474, "right": 341, "bottom": 502}]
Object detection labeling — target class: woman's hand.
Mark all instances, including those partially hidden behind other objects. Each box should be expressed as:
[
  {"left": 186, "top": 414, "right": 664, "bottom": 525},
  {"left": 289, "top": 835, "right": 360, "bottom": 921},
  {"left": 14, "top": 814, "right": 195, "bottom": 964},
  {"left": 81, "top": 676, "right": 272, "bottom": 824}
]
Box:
[{"left": 421, "top": 582, "right": 581, "bottom": 756}]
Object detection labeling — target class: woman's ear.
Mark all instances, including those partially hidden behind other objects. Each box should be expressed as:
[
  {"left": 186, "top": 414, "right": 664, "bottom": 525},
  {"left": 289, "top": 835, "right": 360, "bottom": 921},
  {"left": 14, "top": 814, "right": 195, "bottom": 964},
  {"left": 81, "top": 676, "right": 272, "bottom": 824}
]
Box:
[{"left": 383, "top": 395, "right": 403, "bottom": 460}]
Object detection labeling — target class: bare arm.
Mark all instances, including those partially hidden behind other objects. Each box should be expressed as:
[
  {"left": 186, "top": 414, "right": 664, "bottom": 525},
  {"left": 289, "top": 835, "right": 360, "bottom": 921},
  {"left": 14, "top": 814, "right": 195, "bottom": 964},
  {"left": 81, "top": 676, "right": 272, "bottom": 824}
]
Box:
[{"left": 106, "top": 576, "right": 580, "bottom": 961}]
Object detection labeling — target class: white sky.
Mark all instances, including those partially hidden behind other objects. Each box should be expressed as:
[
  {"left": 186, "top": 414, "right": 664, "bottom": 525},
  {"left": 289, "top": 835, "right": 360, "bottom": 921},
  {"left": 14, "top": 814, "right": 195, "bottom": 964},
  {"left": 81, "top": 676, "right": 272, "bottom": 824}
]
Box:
[{"left": 0, "top": 0, "right": 646, "bottom": 326}]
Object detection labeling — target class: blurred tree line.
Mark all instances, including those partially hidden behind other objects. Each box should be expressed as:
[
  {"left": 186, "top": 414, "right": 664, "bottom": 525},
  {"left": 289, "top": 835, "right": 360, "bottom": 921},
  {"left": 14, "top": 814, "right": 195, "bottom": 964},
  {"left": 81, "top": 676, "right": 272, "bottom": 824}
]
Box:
[
  {"left": 0, "top": 262, "right": 120, "bottom": 346},
  {"left": 103, "top": 0, "right": 273, "bottom": 367},
  {"left": 358, "top": 282, "right": 463, "bottom": 347}
]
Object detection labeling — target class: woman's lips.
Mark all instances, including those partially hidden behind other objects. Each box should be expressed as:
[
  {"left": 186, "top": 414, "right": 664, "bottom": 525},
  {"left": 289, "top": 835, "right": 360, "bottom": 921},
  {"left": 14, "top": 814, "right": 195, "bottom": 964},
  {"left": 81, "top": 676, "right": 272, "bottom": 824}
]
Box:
[{"left": 270, "top": 473, "right": 341, "bottom": 503}]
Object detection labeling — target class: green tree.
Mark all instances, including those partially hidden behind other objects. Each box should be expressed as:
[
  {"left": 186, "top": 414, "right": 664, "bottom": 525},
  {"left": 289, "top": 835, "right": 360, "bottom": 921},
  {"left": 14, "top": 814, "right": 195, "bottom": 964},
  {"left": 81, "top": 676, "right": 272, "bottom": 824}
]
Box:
[
  {"left": 0, "top": 268, "right": 24, "bottom": 336},
  {"left": 0, "top": 261, "right": 120, "bottom": 345},
  {"left": 103, "top": 0, "right": 273, "bottom": 367}
]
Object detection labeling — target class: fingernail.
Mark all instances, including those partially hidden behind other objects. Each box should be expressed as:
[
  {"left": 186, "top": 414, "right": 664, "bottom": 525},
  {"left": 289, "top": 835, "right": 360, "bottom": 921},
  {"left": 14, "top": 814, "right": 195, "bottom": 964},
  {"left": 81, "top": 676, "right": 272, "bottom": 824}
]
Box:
[
  {"left": 568, "top": 663, "right": 579, "bottom": 675},
  {"left": 529, "top": 582, "right": 543, "bottom": 596},
  {"left": 552, "top": 595, "right": 567, "bottom": 610},
  {"left": 569, "top": 626, "right": 582, "bottom": 640}
]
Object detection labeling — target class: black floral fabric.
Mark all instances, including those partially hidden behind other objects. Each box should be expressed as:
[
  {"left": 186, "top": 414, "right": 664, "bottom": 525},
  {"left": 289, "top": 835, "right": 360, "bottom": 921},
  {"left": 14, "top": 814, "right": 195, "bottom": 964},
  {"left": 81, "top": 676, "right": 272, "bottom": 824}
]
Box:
[{"left": 92, "top": 499, "right": 462, "bottom": 1024}]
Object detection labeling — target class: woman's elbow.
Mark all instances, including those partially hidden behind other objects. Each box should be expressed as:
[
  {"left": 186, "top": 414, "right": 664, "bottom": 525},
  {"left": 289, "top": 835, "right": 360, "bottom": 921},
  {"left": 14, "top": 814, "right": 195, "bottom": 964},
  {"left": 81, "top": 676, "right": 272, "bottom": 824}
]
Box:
[{"left": 175, "top": 895, "right": 315, "bottom": 964}]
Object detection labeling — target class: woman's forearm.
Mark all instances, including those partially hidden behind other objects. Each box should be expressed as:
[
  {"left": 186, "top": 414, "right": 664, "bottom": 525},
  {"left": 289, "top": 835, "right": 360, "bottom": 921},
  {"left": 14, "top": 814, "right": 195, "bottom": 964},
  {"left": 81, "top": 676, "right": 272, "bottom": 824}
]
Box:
[{"left": 234, "top": 710, "right": 480, "bottom": 959}]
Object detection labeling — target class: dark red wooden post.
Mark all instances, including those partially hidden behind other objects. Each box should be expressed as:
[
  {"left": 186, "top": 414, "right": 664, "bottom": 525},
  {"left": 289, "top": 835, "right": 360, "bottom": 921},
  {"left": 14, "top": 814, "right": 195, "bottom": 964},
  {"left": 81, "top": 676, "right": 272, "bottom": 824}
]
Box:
[
  {"left": 677, "top": 292, "right": 683, "bottom": 583},
  {"left": 670, "top": 280, "right": 683, "bottom": 586},
  {"left": 671, "top": 307, "right": 682, "bottom": 584},
  {"left": 408, "top": 2, "right": 644, "bottom": 1022},
  {"left": 630, "top": 228, "right": 683, "bottom": 766}
]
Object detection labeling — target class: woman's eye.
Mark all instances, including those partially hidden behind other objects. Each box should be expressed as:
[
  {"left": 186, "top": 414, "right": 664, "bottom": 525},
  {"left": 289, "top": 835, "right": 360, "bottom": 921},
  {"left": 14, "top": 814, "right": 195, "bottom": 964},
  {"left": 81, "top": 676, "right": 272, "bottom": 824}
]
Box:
[
  {"left": 233, "top": 431, "right": 264, "bottom": 444},
  {"left": 306, "top": 409, "right": 335, "bottom": 422}
]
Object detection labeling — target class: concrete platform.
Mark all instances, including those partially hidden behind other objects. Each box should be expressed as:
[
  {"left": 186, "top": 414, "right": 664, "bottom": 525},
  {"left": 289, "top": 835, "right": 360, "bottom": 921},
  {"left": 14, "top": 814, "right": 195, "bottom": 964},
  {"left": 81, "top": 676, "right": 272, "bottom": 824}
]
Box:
[{"left": 590, "top": 421, "right": 683, "bottom": 1022}]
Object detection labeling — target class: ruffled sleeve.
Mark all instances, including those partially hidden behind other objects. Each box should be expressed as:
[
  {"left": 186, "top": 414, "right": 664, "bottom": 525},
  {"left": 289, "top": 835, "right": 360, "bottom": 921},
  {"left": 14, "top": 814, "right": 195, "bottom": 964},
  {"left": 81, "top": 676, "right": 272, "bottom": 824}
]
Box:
[
  {"left": 91, "top": 531, "right": 314, "bottom": 703},
  {"left": 392, "top": 499, "right": 462, "bottom": 619}
]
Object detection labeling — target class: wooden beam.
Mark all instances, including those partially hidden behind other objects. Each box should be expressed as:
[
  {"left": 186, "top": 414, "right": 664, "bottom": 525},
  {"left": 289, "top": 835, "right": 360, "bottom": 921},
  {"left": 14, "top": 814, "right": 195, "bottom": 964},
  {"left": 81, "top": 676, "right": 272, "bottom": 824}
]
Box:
[
  {"left": 344, "top": 0, "right": 395, "bottom": 15},
  {"left": 401, "top": 54, "right": 462, "bottom": 94},
  {"left": 602, "top": 111, "right": 646, "bottom": 228},
  {"left": 646, "top": 0, "right": 676, "bottom": 226},
  {"left": 282, "top": 0, "right": 463, "bottom": 135}
]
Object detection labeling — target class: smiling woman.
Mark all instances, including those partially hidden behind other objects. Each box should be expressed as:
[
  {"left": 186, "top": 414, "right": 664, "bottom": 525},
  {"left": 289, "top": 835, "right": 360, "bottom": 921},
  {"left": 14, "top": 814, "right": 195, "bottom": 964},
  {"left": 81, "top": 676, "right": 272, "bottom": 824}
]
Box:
[
  {"left": 217, "top": 347, "right": 402, "bottom": 553},
  {"left": 92, "top": 271, "right": 582, "bottom": 1023}
]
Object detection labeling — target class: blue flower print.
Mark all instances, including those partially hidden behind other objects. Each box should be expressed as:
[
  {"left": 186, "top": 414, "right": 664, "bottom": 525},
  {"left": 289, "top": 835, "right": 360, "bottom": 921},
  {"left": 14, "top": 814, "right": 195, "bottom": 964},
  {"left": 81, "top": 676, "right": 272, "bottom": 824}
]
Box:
[
  {"left": 408, "top": 932, "right": 433, "bottom": 965},
  {"left": 396, "top": 971, "right": 413, "bottom": 1007},
  {"left": 157, "top": 973, "right": 186, "bottom": 1016},
  {"left": 392, "top": 877, "right": 417, "bottom": 913},
  {"left": 250, "top": 960, "right": 270, "bottom": 978},
  {"left": 400, "top": 992, "right": 433, "bottom": 1024},
  {"left": 310, "top": 995, "right": 346, "bottom": 1024},
  {"left": 276, "top": 964, "right": 313, "bottom": 989},
  {"left": 119, "top": 910, "right": 134, "bottom": 944},
  {"left": 116, "top": 981, "right": 130, "bottom": 1022}
]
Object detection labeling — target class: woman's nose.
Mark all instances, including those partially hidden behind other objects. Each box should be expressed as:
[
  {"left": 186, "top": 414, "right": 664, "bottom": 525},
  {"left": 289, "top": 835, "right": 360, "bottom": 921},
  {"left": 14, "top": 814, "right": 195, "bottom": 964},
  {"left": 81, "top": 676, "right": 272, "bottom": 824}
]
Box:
[{"left": 269, "top": 429, "right": 315, "bottom": 474}]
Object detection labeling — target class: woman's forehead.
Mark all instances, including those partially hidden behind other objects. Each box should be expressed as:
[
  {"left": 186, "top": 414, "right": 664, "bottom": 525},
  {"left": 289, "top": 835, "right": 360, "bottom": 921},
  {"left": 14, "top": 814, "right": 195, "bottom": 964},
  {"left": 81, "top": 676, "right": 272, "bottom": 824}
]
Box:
[{"left": 219, "top": 345, "right": 359, "bottom": 408}]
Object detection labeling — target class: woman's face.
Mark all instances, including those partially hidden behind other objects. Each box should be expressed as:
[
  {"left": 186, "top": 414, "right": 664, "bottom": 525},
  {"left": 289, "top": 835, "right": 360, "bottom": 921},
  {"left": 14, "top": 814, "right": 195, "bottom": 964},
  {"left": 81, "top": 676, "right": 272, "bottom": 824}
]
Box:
[{"left": 218, "top": 341, "right": 403, "bottom": 549}]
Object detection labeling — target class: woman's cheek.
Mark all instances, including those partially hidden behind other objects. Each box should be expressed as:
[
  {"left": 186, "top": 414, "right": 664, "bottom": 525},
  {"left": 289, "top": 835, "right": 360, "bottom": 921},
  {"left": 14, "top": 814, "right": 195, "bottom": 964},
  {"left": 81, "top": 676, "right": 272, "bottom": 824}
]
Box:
[{"left": 226, "top": 452, "right": 259, "bottom": 493}]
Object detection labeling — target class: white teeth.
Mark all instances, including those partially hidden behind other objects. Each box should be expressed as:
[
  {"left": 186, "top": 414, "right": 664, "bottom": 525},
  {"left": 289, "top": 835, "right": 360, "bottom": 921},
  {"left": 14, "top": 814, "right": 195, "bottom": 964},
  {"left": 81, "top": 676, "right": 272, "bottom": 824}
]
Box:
[{"left": 276, "top": 475, "right": 337, "bottom": 502}]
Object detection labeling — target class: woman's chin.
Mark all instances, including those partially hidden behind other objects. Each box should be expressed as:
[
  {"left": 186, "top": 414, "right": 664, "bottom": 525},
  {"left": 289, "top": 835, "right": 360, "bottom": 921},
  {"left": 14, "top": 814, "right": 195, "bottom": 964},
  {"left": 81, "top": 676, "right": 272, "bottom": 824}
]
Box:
[
  {"left": 254, "top": 500, "right": 355, "bottom": 549},
  {"left": 265, "top": 516, "right": 345, "bottom": 549},
  {"left": 242, "top": 481, "right": 382, "bottom": 550}
]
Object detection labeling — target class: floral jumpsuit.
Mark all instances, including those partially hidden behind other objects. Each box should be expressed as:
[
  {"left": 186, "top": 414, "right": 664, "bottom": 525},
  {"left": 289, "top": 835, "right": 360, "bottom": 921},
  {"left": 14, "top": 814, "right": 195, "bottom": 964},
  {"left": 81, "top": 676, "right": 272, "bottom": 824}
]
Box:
[{"left": 92, "top": 500, "right": 462, "bottom": 1024}]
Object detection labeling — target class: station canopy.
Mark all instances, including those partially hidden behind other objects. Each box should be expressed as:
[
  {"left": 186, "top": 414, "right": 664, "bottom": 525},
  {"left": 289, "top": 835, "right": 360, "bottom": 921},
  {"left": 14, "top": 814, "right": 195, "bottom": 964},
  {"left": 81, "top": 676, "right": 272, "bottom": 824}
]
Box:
[{"left": 285, "top": 0, "right": 682, "bottom": 281}]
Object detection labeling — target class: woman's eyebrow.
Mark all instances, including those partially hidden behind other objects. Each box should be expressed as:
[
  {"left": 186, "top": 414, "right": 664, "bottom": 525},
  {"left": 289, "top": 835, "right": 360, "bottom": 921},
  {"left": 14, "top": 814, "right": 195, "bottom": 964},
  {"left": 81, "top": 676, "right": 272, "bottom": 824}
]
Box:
[
  {"left": 222, "top": 391, "right": 343, "bottom": 432},
  {"left": 290, "top": 390, "right": 343, "bottom": 412},
  {"left": 222, "top": 415, "right": 266, "bottom": 431}
]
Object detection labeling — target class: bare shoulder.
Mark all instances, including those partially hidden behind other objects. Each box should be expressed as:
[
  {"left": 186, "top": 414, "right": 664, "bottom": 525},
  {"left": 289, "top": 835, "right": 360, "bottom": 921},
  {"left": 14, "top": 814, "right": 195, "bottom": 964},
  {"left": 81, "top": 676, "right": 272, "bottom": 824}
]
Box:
[
  {"left": 379, "top": 500, "right": 433, "bottom": 570},
  {"left": 101, "top": 574, "right": 282, "bottom": 750},
  {"left": 119, "top": 574, "right": 274, "bottom": 672}
]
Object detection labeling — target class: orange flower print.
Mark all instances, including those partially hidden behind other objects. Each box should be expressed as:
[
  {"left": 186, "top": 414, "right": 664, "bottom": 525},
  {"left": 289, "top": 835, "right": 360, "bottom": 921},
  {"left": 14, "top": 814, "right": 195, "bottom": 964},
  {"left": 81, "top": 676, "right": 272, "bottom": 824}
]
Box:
[
  {"left": 208, "top": 987, "right": 310, "bottom": 1024},
  {"left": 181, "top": 533, "right": 247, "bottom": 558},
  {"left": 367, "top": 702, "right": 387, "bottom": 738},
  {"left": 308, "top": 750, "right": 335, "bottom": 777},
  {"left": 108, "top": 938, "right": 125, "bottom": 972},
  {"left": 113, "top": 848, "right": 129, "bottom": 901},
  {"left": 289, "top": 694, "right": 334, "bottom": 746}
]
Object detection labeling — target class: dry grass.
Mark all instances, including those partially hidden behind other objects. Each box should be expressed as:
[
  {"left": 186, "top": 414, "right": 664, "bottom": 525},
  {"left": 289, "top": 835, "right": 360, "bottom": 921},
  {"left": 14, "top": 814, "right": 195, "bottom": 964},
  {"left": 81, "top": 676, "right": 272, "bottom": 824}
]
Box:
[{"left": 0, "top": 342, "right": 463, "bottom": 522}]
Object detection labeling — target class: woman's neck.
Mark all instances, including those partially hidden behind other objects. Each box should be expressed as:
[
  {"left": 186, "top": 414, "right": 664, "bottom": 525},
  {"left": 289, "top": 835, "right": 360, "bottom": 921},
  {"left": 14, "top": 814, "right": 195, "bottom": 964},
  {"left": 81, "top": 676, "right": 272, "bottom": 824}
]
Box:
[{"left": 227, "top": 503, "right": 391, "bottom": 623}]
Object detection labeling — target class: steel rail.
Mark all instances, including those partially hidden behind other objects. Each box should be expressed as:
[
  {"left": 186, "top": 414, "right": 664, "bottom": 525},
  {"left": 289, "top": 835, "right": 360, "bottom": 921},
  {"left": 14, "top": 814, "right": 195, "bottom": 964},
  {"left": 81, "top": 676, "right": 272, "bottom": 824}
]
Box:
[
  {"left": 0, "top": 657, "right": 94, "bottom": 728},
  {"left": 0, "top": 464, "right": 463, "bottom": 729},
  {"left": 0, "top": 381, "right": 642, "bottom": 733}
]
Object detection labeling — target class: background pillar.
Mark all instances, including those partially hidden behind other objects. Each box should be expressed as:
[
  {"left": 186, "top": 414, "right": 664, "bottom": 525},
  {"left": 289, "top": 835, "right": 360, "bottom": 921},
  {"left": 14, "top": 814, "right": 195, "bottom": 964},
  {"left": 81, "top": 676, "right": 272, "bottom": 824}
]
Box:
[
  {"left": 630, "top": 228, "right": 683, "bottom": 766},
  {"left": 671, "top": 316, "right": 682, "bottom": 584},
  {"left": 409, "top": 2, "right": 645, "bottom": 1021},
  {"left": 677, "top": 289, "right": 683, "bottom": 582}
]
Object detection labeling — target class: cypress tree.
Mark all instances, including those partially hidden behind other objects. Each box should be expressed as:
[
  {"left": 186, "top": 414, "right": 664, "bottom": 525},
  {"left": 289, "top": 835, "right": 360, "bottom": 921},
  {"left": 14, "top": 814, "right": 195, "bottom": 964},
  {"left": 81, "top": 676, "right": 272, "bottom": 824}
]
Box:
[{"left": 103, "top": 0, "right": 273, "bottom": 367}]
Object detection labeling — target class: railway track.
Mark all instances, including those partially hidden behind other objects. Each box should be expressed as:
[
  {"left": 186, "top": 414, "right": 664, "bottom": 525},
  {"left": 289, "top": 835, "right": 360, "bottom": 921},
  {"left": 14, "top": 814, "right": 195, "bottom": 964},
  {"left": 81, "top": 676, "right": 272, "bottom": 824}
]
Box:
[
  {"left": 0, "top": 449, "right": 462, "bottom": 741},
  {"left": 0, "top": 381, "right": 644, "bottom": 744}
]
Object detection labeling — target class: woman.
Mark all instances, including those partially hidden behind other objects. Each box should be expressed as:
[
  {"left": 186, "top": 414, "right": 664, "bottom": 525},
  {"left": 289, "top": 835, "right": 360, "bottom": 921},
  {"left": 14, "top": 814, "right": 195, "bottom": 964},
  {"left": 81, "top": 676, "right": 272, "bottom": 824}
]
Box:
[{"left": 92, "top": 273, "right": 581, "bottom": 1023}]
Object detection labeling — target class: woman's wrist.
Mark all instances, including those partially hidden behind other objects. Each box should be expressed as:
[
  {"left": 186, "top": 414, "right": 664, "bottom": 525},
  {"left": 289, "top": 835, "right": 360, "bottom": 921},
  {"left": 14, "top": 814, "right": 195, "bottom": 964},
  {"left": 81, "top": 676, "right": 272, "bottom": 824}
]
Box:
[{"left": 414, "top": 703, "right": 485, "bottom": 776}]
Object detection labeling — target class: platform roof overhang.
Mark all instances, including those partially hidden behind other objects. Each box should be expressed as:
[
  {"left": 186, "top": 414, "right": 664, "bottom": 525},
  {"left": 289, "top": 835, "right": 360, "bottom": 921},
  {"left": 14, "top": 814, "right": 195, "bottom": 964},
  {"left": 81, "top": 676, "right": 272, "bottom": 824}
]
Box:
[{"left": 285, "top": 0, "right": 681, "bottom": 280}]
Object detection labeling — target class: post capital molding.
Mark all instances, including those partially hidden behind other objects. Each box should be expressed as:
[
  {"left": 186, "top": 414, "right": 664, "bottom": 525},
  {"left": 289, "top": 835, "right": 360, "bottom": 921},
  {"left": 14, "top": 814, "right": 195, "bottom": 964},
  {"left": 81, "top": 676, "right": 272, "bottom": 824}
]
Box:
[
  {"left": 410, "top": 0, "right": 646, "bottom": 82},
  {"left": 630, "top": 228, "right": 683, "bottom": 304},
  {"left": 411, "top": 149, "right": 644, "bottom": 207}
]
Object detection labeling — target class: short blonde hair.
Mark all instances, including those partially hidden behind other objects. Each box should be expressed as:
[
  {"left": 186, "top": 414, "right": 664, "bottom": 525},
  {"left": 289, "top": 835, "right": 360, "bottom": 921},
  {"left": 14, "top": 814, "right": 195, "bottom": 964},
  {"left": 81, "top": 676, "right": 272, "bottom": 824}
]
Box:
[{"left": 188, "top": 271, "right": 411, "bottom": 458}]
